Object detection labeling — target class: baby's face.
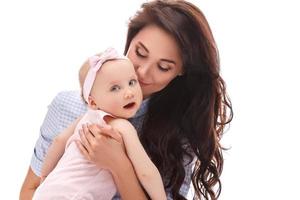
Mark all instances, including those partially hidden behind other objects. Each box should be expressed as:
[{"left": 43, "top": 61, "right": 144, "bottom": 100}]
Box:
[{"left": 90, "top": 59, "right": 143, "bottom": 119}]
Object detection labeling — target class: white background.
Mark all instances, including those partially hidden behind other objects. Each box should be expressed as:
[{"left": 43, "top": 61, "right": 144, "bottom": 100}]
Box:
[{"left": 0, "top": 0, "right": 299, "bottom": 199}]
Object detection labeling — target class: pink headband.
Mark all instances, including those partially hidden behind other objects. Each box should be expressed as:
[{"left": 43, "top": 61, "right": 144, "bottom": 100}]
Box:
[{"left": 83, "top": 47, "right": 128, "bottom": 102}]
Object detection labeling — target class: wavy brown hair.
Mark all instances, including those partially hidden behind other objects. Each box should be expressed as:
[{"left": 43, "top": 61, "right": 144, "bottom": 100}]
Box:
[{"left": 124, "top": 1, "right": 233, "bottom": 199}]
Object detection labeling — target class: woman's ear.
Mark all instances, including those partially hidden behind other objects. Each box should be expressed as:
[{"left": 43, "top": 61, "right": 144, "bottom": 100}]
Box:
[
  {"left": 178, "top": 67, "right": 184, "bottom": 76},
  {"left": 88, "top": 96, "right": 98, "bottom": 109}
]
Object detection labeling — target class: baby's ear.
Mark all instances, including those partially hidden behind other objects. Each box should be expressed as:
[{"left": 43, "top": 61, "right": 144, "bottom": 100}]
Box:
[{"left": 88, "top": 96, "right": 98, "bottom": 109}]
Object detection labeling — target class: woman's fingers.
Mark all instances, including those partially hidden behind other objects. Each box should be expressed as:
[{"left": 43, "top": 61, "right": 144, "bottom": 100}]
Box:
[
  {"left": 76, "top": 140, "right": 91, "bottom": 161},
  {"left": 77, "top": 123, "right": 123, "bottom": 161},
  {"left": 81, "top": 123, "right": 122, "bottom": 144},
  {"left": 94, "top": 124, "right": 122, "bottom": 143},
  {"left": 79, "top": 128, "right": 91, "bottom": 150},
  {"left": 82, "top": 124, "right": 99, "bottom": 146},
  {"left": 79, "top": 124, "right": 98, "bottom": 158},
  {"left": 76, "top": 123, "right": 127, "bottom": 170}
]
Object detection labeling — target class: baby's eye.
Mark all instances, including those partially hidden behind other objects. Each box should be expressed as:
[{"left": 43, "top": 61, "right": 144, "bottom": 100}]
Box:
[
  {"left": 129, "top": 79, "right": 137, "bottom": 86},
  {"left": 110, "top": 85, "right": 121, "bottom": 92}
]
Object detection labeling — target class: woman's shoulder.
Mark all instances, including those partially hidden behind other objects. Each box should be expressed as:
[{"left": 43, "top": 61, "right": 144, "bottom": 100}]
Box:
[
  {"left": 38, "top": 91, "right": 87, "bottom": 141},
  {"left": 50, "top": 90, "right": 87, "bottom": 119},
  {"left": 53, "top": 90, "right": 83, "bottom": 103}
]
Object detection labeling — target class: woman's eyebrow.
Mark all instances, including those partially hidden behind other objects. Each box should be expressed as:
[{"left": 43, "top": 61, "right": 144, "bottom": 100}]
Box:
[
  {"left": 138, "top": 41, "right": 176, "bottom": 65},
  {"left": 137, "top": 41, "right": 149, "bottom": 53}
]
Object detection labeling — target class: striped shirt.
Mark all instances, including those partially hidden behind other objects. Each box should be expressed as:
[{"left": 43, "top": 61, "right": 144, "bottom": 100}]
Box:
[{"left": 30, "top": 90, "right": 193, "bottom": 199}]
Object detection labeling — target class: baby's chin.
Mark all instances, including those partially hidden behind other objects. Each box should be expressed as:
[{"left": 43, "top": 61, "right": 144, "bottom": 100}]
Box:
[
  {"left": 118, "top": 109, "right": 139, "bottom": 119},
  {"left": 111, "top": 109, "right": 136, "bottom": 119}
]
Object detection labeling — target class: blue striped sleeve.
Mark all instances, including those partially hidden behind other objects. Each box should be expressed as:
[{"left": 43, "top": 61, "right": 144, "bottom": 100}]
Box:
[{"left": 30, "top": 91, "right": 86, "bottom": 176}]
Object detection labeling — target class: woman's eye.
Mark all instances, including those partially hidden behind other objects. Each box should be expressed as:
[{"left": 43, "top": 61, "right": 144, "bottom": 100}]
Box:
[
  {"left": 136, "top": 48, "right": 147, "bottom": 58},
  {"left": 110, "top": 85, "right": 121, "bottom": 92},
  {"left": 129, "top": 79, "right": 137, "bottom": 86},
  {"left": 158, "top": 65, "right": 170, "bottom": 72}
]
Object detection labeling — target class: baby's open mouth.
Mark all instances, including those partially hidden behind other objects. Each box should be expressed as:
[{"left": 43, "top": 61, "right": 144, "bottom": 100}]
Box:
[{"left": 123, "top": 102, "right": 136, "bottom": 109}]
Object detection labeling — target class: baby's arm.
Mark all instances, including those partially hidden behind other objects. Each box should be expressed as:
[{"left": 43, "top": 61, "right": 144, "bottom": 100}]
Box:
[
  {"left": 109, "top": 119, "right": 166, "bottom": 200},
  {"left": 40, "top": 118, "right": 80, "bottom": 181}
]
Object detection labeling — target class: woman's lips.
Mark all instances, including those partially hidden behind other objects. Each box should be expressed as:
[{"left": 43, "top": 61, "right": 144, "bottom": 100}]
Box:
[{"left": 138, "top": 80, "right": 150, "bottom": 86}]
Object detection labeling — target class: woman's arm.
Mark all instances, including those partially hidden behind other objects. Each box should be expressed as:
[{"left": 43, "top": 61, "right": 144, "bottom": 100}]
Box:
[
  {"left": 109, "top": 119, "right": 166, "bottom": 200},
  {"left": 20, "top": 91, "right": 85, "bottom": 199},
  {"left": 77, "top": 124, "right": 148, "bottom": 200},
  {"left": 20, "top": 167, "right": 41, "bottom": 200},
  {"left": 40, "top": 118, "right": 80, "bottom": 180}
]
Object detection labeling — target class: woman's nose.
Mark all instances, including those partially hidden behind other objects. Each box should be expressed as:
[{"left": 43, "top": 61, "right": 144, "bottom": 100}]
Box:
[{"left": 135, "top": 63, "right": 150, "bottom": 77}]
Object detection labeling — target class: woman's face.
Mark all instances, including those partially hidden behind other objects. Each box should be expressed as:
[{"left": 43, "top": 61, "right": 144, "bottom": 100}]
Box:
[{"left": 127, "top": 25, "right": 183, "bottom": 99}]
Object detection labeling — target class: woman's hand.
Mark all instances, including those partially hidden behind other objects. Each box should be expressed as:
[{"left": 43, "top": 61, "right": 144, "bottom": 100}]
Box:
[
  {"left": 76, "top": 123, "right": 149, "bottom": 200},
  {"left": 76, "top": 123, "right": 127, "bottom": 172}
]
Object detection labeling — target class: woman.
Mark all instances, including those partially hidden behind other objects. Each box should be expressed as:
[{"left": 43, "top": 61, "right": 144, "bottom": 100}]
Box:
[{"left": 20, "top": 1, "right": 233, "bottom": 199}]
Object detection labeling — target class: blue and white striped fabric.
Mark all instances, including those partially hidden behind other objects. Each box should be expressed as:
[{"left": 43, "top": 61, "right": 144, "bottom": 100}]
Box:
[{"left": 30, "top": 90, "right": 193, "bottom": 199}]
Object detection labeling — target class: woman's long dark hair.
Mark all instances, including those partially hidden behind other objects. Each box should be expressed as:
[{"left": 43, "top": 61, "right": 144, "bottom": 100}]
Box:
[{"left": 124, "top": 1, "right": 233, "bottom": 199}]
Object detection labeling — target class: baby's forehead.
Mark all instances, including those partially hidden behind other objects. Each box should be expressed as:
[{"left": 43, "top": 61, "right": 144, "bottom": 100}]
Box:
[
  {"left": 97, "top": 60, "right": 136, "bottom": 81},
  {"left": 100, "top": 60, "right": 134, "bottom": 75},
  {"left": 102, "top": 59, "right": 132, "bottom": 69},
  {"left": 105, "top": 58, "right": 131, "bottom": 65}
]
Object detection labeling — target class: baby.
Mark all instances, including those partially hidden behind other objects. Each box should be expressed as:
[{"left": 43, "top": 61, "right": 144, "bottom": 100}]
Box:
[{"left": 33, "top": 48, "right": 166, "bottom": 200}]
